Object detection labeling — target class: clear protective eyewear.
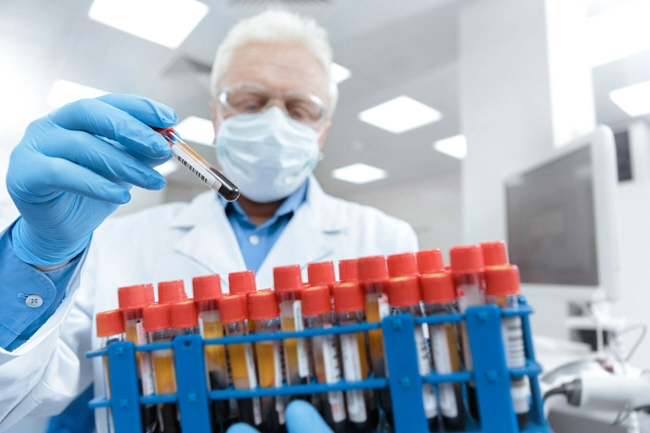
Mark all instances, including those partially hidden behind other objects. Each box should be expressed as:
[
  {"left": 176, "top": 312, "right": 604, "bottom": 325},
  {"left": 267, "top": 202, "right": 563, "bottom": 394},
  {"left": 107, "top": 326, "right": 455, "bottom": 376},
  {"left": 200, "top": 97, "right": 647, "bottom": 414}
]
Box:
[{"left": 216, "top": 83, "right": 328, "bottom": 129}]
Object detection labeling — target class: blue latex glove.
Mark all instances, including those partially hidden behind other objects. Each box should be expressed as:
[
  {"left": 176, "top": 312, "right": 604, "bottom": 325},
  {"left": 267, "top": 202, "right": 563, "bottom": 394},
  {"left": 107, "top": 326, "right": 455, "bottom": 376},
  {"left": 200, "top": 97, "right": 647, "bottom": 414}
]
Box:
[
  {"left": 7, "top": 94, "right": 177, "bottom": 266},
  {"left": 227, "top": 401, "right": 333, "bottom": 433}
]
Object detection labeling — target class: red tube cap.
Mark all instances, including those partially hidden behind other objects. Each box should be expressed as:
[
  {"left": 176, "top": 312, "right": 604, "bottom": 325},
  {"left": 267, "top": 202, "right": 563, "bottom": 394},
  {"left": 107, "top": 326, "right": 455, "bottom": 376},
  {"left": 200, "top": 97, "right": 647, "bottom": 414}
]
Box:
[
  {"left": 338, "top": 259, "right": 358, "bottom": 282},
  {"left": 158, "top": 280, "right": 187, "bottom": 304},
  {"left": 416, "top": 249, "right": 445, "bottom": 274},
  {"left": 420, "top": 273, "right": 456, "bottom": 305},
  {"left": 273, "top": 265, "right": 304, "bottom": 293},
  {"left": 229, "top": 270, "right": 257, "bottom": 295},
  {"left": 485, "top": 265, "right": 521, "bottom": 297},
  {"left": 118, "top": 284, "right": 154, "bottom": 311},
  {"left": 170, "top": 300, "right": 198, "bottom": 329},
  {"left": 450, "top": 245, "right": 485, "bottom": 275},
  {"left": 301, "top": 285, "right": 332, "bottom": 317},
  {"left": 332, "top": 282, "right": 364, "bottom": 313},
  {"left": 307, "top": 261, "right": 336, "bottom": 287},
  {"left": 193, "top": 274, "right": 223, "bottom": 301},
  {"left": 249, "top": 289, "right": 279, "bottom": 321},
  {"left": 220, "top": 294, "right": 248, "bottom": 324},
  {"left": 480, "top": 241, "right": 509, "bottom": 267},
  {"left": 387, "top": 252, "right": 418, "bottom": 278},
  {"left": 387, "top": 276, "right": 421, "bottom": 308},
  {"left": 143, "top": 303, "right": 171, "bottom": 332},
  {"left": 357, "top": 256, "right": 388, "bottom": 283},
  {"left": 96, "top": 310, "right": 125, "bottom": 337}
]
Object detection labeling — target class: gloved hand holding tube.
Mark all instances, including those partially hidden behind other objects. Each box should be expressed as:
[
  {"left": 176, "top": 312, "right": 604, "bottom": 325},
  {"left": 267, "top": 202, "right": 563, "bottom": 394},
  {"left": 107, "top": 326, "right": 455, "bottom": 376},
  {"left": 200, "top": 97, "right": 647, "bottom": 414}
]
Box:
[{"left": 7, "top": 94, "right": 177, "bottom": 267}]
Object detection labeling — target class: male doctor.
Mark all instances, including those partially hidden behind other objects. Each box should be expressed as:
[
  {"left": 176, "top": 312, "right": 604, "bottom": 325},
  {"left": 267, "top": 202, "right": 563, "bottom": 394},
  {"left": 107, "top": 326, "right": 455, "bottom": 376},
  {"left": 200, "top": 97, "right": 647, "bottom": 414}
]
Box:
[{"left": 0, "top": 10, "right": 417, "bottom": 433}]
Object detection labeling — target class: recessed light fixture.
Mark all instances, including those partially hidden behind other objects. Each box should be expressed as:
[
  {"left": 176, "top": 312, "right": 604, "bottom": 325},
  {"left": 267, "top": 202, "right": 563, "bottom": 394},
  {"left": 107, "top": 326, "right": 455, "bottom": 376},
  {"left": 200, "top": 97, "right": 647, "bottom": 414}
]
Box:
[
  {"left": 331, "top": 63, "right": 351, "bottom": 84},
  {"left": 609, "top": 80, "right": 650, "bottom": 117},
  {"left": 586, "top": 0, "right": 650, "bottom": 67},
  {"left": 331, "top": 163, "right": 387, "bottom": 185},
  {"left": 358, "top": 96, "right": 442, "bottom": 134},
  {"left": 47, "top": 79, "right": 108, "bottom": 108},
  {"left": 88, "top": 0, "right": 209, "bottom": 49},
  {"left": 433, "top": 134, "right": 467, "bottom": 159},
  {"left": 174, "top": 116, "right": 214, "bottom": 146},
  {"left": 155, "top": 160, "right": 180, "bottom": 177}
]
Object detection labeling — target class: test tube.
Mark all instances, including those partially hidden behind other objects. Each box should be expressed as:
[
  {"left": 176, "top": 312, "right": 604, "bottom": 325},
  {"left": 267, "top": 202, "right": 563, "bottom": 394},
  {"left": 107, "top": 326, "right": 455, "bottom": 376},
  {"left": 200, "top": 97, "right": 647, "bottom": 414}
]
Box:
[
  {"left": 301, "top": 285, "right": 347, "bottom": 432},
  {"left": 157, "top": 280, "right": 188, "bottom": 304},
  {"left": 221, "top": 294, "right": 263, "bottom": 427},
  {"left": 356, "top": 256, "right": 392, "bottom": 423},
  {"left": 143, "top": 303, "right": 180, "bottom": 433},
  {"left": 386, "top": 259, "right": 441, "bottom": 432},
  {"left": 416, "top": 249, "right": 445, "bottom": 275},
  {"left": 229, "top": 270, "right": 257, "bottom": 331},
  {"left": 154, "top": 127, "right": 239, "bottom": 201},
  {"left": 449, "top": 245, "right": 487, "bottom": 420},
  {"left": 249, "top": 289, "right": 287, "bottom": 433},
  {"left": 117, "top": 284, "right": 156, "bottom": 433},
  {"left": 273, "top": 265, "right": 310, "bottom": 391},
  {"left": 480, "top": 241, "right": 509, "bottom": 267},
  {"left": 96, "top": 309, "right": 125, "bottom": 433},
  {"left": 485, "top": 265, "right": 529, "bottom": 429},
  {"left": 307, "top": 261, "right": 336, "bottom": 290},
  {"left": 170, "top": 300, "right": 200, "bottom": 336},
  {"left": 192, "top": 274, "right": 230, "bottom": 431},
  {"left": 332, "top": 281, "right": 380, "bottom": 433},
  {"left": 338, "top": 259, "right": 359, "bottom": 283},
  {"left": 420, "top": 272, "right": 466, "bottom": 431}
]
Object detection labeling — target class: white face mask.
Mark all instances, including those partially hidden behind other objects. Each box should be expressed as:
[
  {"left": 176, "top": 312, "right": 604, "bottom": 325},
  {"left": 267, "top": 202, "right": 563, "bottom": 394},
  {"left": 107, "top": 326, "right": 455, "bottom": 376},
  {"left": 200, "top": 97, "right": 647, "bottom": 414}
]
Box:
[{"left": 215, "top": 107, "right": 321, "bottom": 203}]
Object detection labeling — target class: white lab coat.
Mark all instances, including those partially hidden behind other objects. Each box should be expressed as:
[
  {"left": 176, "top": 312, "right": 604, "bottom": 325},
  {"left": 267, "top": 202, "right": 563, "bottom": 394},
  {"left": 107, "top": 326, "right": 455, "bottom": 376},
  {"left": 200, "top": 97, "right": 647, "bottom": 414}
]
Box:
[{"left": 0, "top": 176, "right": 418, "bottom": 433}]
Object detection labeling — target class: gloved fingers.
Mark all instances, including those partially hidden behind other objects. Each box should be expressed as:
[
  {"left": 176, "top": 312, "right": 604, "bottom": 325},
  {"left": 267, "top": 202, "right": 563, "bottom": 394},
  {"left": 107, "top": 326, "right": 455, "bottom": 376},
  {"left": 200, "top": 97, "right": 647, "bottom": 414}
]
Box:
[
  {"left": 47, "top": 98, "right": 172, "bottom": 159},
  {"left": 286, "top": 400, "right": 334, "bottom": 433},
  {"left": 226, "top": 423, "right": 261, "bottom": 433},
  {"left": 40, "top": 127, "right": 166, "bottom": 191},
  {"left": 95, "top": 94, "right": 178, "bottom": 128}
]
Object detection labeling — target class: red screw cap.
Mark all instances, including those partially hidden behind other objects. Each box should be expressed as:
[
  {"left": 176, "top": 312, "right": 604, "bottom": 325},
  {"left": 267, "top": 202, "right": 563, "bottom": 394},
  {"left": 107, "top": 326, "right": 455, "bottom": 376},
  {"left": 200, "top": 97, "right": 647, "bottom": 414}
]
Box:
[
  {"left": 301, "top": 285, "right": 332, "bottom": 317},
  {"left": 485, "top": 265, "right": 521, "bottom": 297},
  {"left": 96, "top": 310, "right": 125, "bottom": 337},
  {"left": 338, "top": 259, "right": 358, "bottom": 282},
  {"left": 332, "top": 282, "right": 364, "bottom": 313},
  {"left": 170, "top": 300, "right": 198, "bottom": 329},
  {"left": 193, "top": 274, "right": 223, "bottom": 302},
  {"left": 273, "top": 265, "right": 304, "bottom": 293},
  {"left": 219, "top": 294, "right": 248, "bottom": 324},
  {"left": 229, "top": 270, "right": 257, "bottom": 295},
  {"left": 450, "top": 245, "right": 485, "bottom": 275},
  {"left": 158, "top": 280, "right": 187, "bottom": 304},
  {"left": 357, "top": 256, "right": 388, "bottom": 283},
  {"left": 249, "top": 289, "right": 280, "bottom": 321},
  {"left": 420, "top": 273, "right": 456, "bottom": 305},
  {"left": 307, "top": 261, "right": 336, "bottom": 287},
  {"left": 416, "top": 249, "right": 445, "bottom": 274},
  {"left": 480, "top": 241, "right": 509, "bottom": 267},
  {"left": 143, "top": 303, "right": 171, "bottom": 333},
  {"left": 387, "top": 252, "right": 418, "bottom": 278},
  {"left": 387, "top": 276, "right": 421, "bottom": 308},
  {"left": 118, "top": 284, "right": 154, "bottom": 311}
]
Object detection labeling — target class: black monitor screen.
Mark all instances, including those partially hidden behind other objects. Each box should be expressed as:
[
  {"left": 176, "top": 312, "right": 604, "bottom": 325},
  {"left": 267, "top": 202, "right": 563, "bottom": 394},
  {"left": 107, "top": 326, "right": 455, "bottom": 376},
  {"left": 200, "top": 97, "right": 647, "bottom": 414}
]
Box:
[{"left": 505, "top": 146, "right": 599, "bottom": 286}]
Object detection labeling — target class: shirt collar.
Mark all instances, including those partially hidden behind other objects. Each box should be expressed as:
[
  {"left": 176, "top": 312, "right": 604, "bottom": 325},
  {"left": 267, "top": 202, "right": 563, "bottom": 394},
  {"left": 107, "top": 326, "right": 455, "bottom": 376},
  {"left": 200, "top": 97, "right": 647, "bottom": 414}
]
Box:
[{"left": 218, "top": 180, "right": 309, "bottom": 220}]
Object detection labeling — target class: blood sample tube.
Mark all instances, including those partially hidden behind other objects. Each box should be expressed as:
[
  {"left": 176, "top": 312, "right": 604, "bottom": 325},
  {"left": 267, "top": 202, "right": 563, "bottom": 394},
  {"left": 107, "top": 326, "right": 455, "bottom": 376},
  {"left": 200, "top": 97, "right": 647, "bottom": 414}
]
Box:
[
  {"left": 416, "top": 249, "right": 445, "bottom": 275},
  {"left": 386, "top": 272, "right": 440, "bottom": 432},
  {"left": 449, "top": 244, "right": 486, "bottom": 420},
  {"left": 480, "top": 241, "right": 509, "bottom": 267},
  {"left": 118, "top": 284, "right": 156, "bottom": 433},
  {"left": 221, "top": 294, "right": 263, "bottom": 427},
  {"left": 420, "top": 272, "right": 466, "bottom": 431},
  {"left": 332, "top": 281, "right": 379, "bottom": 433},
  {"left": 192, "top": 274, "right": 230, "bottom": 431},
  {"left": 386, "top": 252, "right": 418, "bottom": 279},
  {"left": 301, "top": 285, "right": 347, "bottom": 432},
  {"left": 96, "top": 309, "right": 125, "bottom": 433},
  {"left": 485, "top": 265, "right": 529, "bottom": 429},
  {"left": 229, "top": 270, "right": 257, "bottom": 333},
  {"left": 249, "top": 290, "right": 287, "bottom": 433},
  {"left": 307, "top": 261, "right": 336, "bottom": 290},
  {"left": 143, "top": 303, "right": 180, "bottom": 433},
  {"left": 157, "top": 280, "right": 188, "bottom": 304},
  {"left": 338, "top": 259, "right": 358, "bottom": 282},
  {"left": 356, "top": 256, "right": 392, "bottom": 423},
  {"left": 154, "top": 127, "right": 240, "bottom": 201},
  {"left": 273, "top": 265, "right": 309, "bottom": 391}
]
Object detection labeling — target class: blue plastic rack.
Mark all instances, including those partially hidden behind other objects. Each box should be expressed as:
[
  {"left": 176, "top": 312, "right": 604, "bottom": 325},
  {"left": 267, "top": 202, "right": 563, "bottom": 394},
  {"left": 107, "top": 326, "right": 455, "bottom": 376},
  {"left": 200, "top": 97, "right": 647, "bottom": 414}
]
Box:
[{"left": 87, "top": 296, "right": 554, "bottom": 433}]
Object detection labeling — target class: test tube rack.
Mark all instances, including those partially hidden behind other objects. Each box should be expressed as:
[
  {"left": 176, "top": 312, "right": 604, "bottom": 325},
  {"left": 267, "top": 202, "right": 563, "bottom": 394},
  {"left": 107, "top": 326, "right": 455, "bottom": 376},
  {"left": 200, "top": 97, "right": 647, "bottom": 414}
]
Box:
[{"left": 87, "top": 296, "right": 554, "bottom": 433}]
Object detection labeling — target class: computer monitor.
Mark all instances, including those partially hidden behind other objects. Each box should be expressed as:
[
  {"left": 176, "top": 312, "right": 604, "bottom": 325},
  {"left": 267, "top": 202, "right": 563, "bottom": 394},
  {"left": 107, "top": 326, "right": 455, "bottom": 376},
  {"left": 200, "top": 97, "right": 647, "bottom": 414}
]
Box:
[{"left": 504, "top": 126, "right": 620, "bottom": 302}]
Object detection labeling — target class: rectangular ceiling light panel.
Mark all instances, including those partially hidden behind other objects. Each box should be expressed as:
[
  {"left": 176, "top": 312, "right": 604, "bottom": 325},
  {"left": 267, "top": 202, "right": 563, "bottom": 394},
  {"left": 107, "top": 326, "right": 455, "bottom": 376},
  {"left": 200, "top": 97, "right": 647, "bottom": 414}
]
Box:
[
  {"left": 89, "top": 0, "right": 209, "bottom": 49},
  {"left": 47, "top": 79, "right": 109, "bottom": 108},
  {"left": 174, "top": 116, "right": 215, "bottom": 146},
  {"left": 331, "top": 163, "right": 387, "bottom": 185},
  {"left": 358, "top": 96, "right": 442, "bottom": 134},
  {"left": 433, "top": 134, "right": 467, "bottom": 159},
  {"left": 609, "top": 80, "right": 650, "bottom": 117}
]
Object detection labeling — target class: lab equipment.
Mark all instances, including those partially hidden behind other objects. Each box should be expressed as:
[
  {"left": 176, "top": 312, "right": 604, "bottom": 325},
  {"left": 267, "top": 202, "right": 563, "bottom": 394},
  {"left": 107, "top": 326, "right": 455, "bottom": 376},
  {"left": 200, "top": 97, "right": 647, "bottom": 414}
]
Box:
[
  {"left": 416, "top": 249, "right": 445, "bottom": 274},
  {"left": 229, "top": 271, "right": 257, "bottom": 296},
  {"left": 158, "top": 280, "right": 188, "bottom": 304},
  {"left": 154, "top": 127, "right": 239, "bottom": 202},
  {"left": 480, "top": 242, "right": 508, "bottom": 267},
  {"left": 301, "top": 285, "right": 347, "bottom": 432},
  {"left": 170, "top": 301, "right": 200, "bottom": 336},
  {"left": 420, "top": 272, "right": 466, "bottom": 431},
  {"left": 338, "top": 259, "right": 358, "bottom": 282},
  {"left": 96, "top": 309, "right": 125, "bottom": 433},
  {"left": 307, "top": 261, "right": 336, "bottom": 290},
  {"left": 331, "top": 281, "right": 379, "bottom": 432}
]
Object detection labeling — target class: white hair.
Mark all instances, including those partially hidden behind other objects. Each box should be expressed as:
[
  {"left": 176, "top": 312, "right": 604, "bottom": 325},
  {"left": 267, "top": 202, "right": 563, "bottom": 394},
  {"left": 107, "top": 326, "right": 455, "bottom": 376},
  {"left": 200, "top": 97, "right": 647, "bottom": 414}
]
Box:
[{"left": 210, "top": 10, "right": 338, "bottom": 115}]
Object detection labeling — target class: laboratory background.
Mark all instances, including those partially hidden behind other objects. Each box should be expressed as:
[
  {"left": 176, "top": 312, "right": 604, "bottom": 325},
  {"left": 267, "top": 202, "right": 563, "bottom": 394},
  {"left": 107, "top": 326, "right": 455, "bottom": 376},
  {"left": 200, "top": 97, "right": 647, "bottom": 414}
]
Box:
[{"left": 3, "top": 0, "right": 650, "bottom": 432}]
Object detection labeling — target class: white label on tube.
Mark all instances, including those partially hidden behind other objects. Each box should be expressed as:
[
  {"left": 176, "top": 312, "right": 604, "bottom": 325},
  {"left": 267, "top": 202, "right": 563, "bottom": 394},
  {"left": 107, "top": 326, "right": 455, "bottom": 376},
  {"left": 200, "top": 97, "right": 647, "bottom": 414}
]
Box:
[
  {"left": 501, "top": 317, "right": 526, "bottom": 368},
  {"left": 378, "top": 294, "right": 390, "bottom": 319},
  {"left": 273, "top": 341, "right": 286, "bottom": 424},
  {"left": 456, "top": 283, "right": 484, "bottom": 313},
  {"left": 293, "top": 301, "right": 310, "bottom": 378},
  {"left": 253, "top": 397, "right": 263, "bottom": 426},
  {"left": 340, "top": 333, "right": 367, "bottom": 423},
  {"left": 243, "top": 343, "right": 263, "bottom": 425},
  {"left": 322, "top": 332, "right": 346, "bottom": 423},
  {"left": 415, "top": 327, "right": 438, "bottom": 419},
  {"left": 430, "top": 325, "right": 458, "bottom": 418},
  {"left": 511, "top": 379, "right": 530, "bottom": 414},
  {"left": 171, "top": 145, "right": 221, "bottom": 190},
  {"left": 134, "top": 320, "right": 155, "bottom": 396}
]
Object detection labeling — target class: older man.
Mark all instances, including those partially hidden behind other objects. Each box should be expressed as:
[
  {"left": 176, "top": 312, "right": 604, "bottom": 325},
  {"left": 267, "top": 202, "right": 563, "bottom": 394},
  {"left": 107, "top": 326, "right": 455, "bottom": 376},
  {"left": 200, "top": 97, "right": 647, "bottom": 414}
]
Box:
[{"left": 0, "top": 10, "right": 417, "bottom": 433}]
